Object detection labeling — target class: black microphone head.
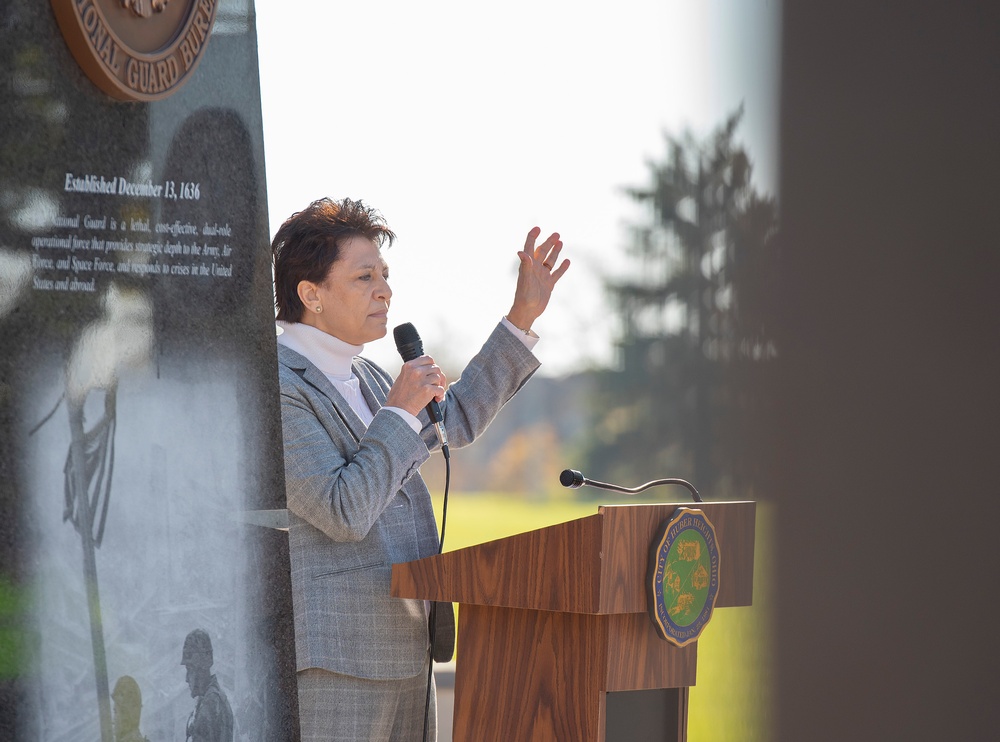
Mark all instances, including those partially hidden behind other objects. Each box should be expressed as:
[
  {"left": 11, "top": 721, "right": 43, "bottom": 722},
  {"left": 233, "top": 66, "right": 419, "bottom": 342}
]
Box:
[
  {"left": 393, "top": 322, "right": 423, "bottom": 362},
  {"left": 559, "top": 469, "right": 585, "bottom": 489}
]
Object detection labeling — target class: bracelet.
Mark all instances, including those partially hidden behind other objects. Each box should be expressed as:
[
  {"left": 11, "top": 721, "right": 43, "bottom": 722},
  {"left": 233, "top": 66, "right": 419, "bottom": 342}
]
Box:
[{"left": 504, "top": 315, "right": 537, "bottom": 337}]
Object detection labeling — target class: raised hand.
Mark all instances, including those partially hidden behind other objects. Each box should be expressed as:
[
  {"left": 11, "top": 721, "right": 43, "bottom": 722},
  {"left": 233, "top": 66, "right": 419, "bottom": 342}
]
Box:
[{"left": 506, "top": 227, "right": 570, "bottom": 332}]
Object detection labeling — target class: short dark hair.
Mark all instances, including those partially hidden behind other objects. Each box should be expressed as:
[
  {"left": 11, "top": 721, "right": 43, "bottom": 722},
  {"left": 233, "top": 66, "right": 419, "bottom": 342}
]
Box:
[{"left": 271, "top": 197, "right": 396, "bottom": 322}]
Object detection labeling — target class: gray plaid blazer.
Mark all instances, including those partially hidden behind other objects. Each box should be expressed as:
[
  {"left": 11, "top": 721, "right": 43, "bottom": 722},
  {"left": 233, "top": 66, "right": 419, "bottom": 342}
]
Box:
[{"left": 278, "top": 322, "right": 539, "bottom": 679}]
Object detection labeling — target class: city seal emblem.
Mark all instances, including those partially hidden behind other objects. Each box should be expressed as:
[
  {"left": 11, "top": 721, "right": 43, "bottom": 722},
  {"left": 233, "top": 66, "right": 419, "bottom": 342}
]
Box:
[
  {"left": 51, "top": 0, "right": 219, "bottom": 102},
  {"left": 647, "top": 507, "right": 721, "bottom": 647}
]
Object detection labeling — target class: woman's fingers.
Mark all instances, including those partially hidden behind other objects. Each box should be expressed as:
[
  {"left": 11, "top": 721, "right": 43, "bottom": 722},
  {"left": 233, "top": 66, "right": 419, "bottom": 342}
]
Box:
[
  {"left": 528, "top": 228, "right": 562, "bottom": 270},
  {"left": 523, "top": 226, "right": 542, "bottom": 254},
  {"left": 550, "top": 257, "right": 571, "bottom": 280},
  {"left": 387, "top": 356, "right": 446, "bottom": 415},
  {"left": 540, "top": 240, "right": 563, "bottom": 270}
]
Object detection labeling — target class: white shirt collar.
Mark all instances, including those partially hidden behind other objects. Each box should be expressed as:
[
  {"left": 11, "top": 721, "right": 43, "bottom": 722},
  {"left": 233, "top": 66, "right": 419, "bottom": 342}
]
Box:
[{"left": 275, "top": 321, "right": 363, "bottom": 381}]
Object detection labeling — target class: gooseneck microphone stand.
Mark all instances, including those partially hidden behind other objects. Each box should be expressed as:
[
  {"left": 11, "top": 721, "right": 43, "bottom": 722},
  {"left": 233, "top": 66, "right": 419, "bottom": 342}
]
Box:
[{"left": 559, "top": 468, "right": 703, "bottom": 503}]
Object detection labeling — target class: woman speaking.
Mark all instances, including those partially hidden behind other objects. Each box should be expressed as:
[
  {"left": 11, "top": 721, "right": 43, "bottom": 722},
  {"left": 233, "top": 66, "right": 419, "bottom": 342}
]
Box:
[{"left": 271, "top": 197, "right": 568, "bottom": 741}]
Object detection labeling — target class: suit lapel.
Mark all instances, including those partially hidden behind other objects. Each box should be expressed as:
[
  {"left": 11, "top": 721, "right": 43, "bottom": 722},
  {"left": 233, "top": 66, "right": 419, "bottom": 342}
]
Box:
[
  {"left": 354, "top": 359, "right": 388, "bottom": 416},
  {"left": 278, "top": 345, "right": 367, "bottom": 444},
  {"left": 352, "top": 359, "right": 419, "bottom": 505}
]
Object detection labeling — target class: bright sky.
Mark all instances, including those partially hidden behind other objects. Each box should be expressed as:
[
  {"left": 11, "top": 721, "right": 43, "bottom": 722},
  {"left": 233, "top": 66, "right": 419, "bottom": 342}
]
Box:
[{"left": 255, "top": 0, "right": 781, "bottom": 377}]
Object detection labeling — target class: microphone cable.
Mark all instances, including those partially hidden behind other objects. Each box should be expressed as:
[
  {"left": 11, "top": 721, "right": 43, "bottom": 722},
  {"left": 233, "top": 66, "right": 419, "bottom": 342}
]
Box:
[
  {"left": 421, "top": 437, "right": 451, "bottom": 742},
  {"left": 392, "top": 321, "right": 453, "bottom": 741}
]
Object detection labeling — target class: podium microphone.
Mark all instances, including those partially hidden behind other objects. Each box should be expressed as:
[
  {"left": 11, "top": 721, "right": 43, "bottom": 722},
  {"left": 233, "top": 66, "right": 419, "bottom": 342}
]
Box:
[
  {"left": 393, "top": 322, "right": 449, "bottom": 457},
  {"left": 559, "top": 468, "right": 702, "bottom": 503}
]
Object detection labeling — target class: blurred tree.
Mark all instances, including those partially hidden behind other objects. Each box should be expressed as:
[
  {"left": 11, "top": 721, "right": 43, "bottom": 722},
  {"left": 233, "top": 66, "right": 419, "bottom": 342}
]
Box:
[
  {"left": 583, "top": 108, "right": 779, "bottom": 497},
  {"left": 487, "top": 423, "right": 564, "bottom": 498}
]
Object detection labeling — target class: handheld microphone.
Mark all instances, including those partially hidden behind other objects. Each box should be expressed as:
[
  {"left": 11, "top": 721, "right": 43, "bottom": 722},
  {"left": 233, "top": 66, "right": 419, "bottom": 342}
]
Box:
[
  {"left": 393, "top": 323, "right": 449, "bottom": 454},
  {"left": 559, "top": 468, "right": 702, "bottom": 502}
]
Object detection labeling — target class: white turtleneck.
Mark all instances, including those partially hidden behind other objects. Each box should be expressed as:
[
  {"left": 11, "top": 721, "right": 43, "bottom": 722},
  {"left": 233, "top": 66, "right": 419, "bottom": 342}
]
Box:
[
  {"left": 275, "top": 318, "right": 539, "bottom": 434},
  {"left": 276, "top": 320, "right": 422, "bottom": 432}
]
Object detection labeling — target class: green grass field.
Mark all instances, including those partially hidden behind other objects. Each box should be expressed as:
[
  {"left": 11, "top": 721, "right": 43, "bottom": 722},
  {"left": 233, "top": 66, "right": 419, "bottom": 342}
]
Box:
[{"left": 433, "top": 491, "right": 773, "bottom": 741}]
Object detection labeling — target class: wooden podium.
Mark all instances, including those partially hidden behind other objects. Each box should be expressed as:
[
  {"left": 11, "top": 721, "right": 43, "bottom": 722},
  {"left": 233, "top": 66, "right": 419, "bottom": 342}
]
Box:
[{"left": 391, "top": 501, "right": 756, "bottom": 741}]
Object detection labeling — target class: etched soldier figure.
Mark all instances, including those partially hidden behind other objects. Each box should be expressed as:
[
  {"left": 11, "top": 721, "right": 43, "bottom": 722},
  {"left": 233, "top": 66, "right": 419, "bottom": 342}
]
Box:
[
  {"left": 111, "top": 676, "right": 150, "bottom": 742},
  {"left": 181, "top": 629, "right": 234, "bottom": 742}
]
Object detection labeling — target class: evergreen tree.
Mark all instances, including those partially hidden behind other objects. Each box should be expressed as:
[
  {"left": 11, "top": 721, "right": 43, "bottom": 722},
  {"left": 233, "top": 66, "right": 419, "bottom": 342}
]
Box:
[{"left": 584, "top": 109, "right": 778, "bottom": 497}]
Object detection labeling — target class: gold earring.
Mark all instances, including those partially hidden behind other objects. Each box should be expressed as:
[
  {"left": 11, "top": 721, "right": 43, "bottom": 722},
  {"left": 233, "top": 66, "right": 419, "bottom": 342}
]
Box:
[{"left": 315, "top": 305, "right": 322, "bottom": 313}]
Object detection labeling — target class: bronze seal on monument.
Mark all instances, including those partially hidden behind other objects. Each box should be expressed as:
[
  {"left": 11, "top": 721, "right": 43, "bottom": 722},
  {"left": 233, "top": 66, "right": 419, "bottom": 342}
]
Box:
[{"left": 51, "top": 0, "right": 219, "bottom": 102}]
